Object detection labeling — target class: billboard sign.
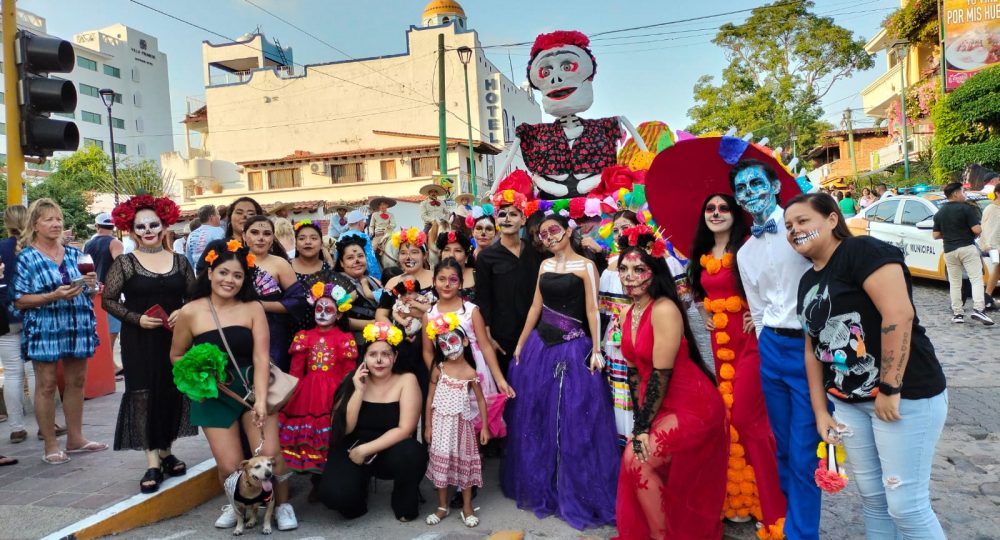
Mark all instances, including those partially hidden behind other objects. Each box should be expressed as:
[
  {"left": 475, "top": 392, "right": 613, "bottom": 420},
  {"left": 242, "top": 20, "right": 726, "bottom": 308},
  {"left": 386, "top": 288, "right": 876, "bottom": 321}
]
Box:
[{"left": 943, "top": 0, "right": 1000, "bottom": 90}]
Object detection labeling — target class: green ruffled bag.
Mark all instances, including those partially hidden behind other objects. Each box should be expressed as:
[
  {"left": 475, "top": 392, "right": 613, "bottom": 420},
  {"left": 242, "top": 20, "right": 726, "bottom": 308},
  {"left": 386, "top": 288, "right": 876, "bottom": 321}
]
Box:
[{"left": 173, "top": 343, "right": 228, "bottom": 401}]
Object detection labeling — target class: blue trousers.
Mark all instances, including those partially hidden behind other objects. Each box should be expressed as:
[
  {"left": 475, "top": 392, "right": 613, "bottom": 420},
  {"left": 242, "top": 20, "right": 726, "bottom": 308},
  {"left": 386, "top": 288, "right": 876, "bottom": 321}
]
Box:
[{"left": 759, "top": 328, "right": 822, "bottom": 540}]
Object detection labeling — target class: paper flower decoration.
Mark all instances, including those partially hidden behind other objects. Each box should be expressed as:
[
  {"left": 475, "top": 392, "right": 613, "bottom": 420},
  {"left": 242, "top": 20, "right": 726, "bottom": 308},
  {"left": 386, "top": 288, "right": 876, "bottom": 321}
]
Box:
[
  {"left": 815, "top": 442, "right": 848, "bottom": 493},
  {"left": 308, "top": 282, "right": 353, "bottom": 312},
  {"left": 426, "top": 312, "right": 460, "bottom": 340},
  {"left": 246, "top": 253, "right": 256, "bottom": 268},
  {"left": 294, "top": 219, "right": 313, "bottom": 231},
  {"left": 226, "top": 239, "right": 243, "bottom": 252},
  {"left": 363, "top": 321, "right": 403, "bottom": 346},
  {"left": 391, "top": 227, "right": 427, "bottom": 249},
  {"left": 204, "top": 250, "right": 219, "bottom": 265},
  {"left": 172, "top": 343, "right": 228, "bottom": 401}
]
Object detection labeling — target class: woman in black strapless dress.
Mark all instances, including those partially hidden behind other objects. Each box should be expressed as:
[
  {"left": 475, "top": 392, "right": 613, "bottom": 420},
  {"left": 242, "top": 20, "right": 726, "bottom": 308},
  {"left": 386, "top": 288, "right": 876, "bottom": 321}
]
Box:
[{"left": 170, "top": 241, "right": 299, "bottom": 531}]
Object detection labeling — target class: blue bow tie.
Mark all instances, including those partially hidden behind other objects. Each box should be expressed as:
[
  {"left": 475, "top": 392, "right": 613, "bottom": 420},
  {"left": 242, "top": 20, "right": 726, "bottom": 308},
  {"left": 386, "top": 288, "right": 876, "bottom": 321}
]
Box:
[{"left": 751, "top": 219, "right": 778, "bottom": 238}]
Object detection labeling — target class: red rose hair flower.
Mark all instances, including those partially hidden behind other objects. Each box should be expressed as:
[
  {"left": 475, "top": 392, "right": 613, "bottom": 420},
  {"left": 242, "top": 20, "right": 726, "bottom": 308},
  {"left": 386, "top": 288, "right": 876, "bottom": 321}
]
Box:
[{"left": 111, "top": 194, "right": 180, "bottom": 232}]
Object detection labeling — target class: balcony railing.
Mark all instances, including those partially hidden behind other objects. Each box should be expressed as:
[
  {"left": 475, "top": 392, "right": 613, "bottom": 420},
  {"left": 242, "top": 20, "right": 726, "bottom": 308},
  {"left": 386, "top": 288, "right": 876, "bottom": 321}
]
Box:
[
  {"left": 208, "top": 65, "right": 295, "bottom": 86},
  {"left": 861, "top": 62, "right": 902, "bottom": 118},
  {"left": 870, "top": 135, "right": 930, "bottom": 170}
]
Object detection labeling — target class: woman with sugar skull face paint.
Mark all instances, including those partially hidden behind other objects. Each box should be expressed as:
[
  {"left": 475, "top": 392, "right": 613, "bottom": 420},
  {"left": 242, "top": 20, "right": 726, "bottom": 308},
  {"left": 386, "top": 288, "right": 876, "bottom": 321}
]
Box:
[
  {"left": 279, "top": 282, "right": 358, "bottom": 483},
  {"left": 614, "top": 231, "right": 727, "bottom": 540},
  {"left": 502, "top": 213, "right": 619, "bottom": 530},
  {"left": 103, "top": 195, "right": 197, "bottom": 493}
]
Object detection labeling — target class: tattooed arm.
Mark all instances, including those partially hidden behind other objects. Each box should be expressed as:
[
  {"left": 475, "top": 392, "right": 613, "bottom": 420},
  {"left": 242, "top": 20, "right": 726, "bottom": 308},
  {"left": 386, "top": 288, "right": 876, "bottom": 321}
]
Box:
[
  {"left": 862, "top": 263, "right": 914, "bottom": 422},
  {"left": 630, "top": 298, "right": 681, "bottom": 461}
]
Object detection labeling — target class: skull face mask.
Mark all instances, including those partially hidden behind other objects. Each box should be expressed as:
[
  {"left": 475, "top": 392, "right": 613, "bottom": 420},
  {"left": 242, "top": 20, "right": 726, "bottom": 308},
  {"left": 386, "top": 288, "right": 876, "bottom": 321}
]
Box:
[
  {"left": 314, "top": 297, "right": 338, "bottom": 327},
  {"left": 435, "top": 330, "right": 464, "bottom": 359},
  {"left": 529, "top": 43, "right": 595, "bottom": 118}
]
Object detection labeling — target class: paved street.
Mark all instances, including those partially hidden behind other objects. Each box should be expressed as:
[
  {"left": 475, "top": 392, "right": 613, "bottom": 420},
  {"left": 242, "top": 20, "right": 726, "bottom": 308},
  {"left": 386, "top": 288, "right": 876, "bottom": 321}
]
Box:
[{"left": 1, "top": 280, "right": 998, "bottom": 540}]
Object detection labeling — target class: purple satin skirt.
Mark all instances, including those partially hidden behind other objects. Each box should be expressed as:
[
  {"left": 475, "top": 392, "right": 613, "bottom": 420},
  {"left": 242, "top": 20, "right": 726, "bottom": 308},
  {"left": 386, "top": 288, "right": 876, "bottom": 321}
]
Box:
[{"left": 501, "top": 308, "right": 619, "bottom": 529}]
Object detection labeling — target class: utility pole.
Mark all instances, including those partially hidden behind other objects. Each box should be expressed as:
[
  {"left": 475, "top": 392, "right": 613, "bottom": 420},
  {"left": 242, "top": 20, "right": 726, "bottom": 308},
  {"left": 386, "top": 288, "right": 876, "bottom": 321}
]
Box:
[
  {"left": 437, "top": 33, "right": 447, "bottom": 186},
  {"left": 898, "top": 45, "right": 911, "bottom": 183},
  {"left": 938, "top": 0, "right": 947, "bottom": 95},
  {"left": 843, "top": 108, "right": 858, "bottom": 180},
  {"left": 4, "top": 0, "right": 26, "bottom": 205}
]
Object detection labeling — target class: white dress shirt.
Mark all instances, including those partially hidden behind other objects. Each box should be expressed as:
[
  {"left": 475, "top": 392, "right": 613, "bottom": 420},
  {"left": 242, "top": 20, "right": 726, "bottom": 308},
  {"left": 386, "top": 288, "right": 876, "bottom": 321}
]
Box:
[{"left": 737, "top": 206, "right": 813, "bottom": 336}]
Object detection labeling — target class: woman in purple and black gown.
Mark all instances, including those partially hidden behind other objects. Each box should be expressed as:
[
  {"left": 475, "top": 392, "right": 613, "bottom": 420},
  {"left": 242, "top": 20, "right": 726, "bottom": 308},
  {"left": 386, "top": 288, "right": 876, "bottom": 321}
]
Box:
[{"left": 502, "top": 214, "right": 619, "bottom": 530}]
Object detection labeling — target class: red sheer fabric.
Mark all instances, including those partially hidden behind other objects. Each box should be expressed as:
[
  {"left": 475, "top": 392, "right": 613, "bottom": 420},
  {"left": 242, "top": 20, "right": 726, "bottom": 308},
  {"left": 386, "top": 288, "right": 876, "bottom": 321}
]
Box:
[{"left": 614, "top": 304, "right": 728, "bottom": 540}]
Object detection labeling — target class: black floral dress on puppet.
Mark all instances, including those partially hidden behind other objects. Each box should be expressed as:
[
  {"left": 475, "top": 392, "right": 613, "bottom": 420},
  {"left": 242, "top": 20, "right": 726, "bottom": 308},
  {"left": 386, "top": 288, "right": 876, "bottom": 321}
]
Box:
[
  {"left": 497, "top": 30, "right": 647, "bottom": 200},
  {"left": 103, "top": 195, "right": 198, "bottom": 468}
]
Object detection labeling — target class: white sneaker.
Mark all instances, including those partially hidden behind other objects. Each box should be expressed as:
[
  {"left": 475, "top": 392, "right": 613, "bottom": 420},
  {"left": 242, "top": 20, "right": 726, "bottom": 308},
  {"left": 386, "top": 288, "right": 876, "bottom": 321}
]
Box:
[
  {"left": 276, "top": 503, "right": 298, "bottom": 531},
  {"left": 215, "top": 505, "right": 237, "bottom": 528}
]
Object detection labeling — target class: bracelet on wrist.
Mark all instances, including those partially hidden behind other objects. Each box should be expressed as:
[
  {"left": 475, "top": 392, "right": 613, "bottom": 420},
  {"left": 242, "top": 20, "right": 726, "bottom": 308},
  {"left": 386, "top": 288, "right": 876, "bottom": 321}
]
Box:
[{"left": 878, "top": 381, "right": 902, "bottom": 396}]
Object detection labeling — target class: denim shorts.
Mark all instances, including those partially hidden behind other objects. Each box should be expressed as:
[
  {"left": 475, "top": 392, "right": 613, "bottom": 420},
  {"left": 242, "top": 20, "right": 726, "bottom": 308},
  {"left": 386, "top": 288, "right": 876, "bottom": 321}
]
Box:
[{"left": 107, "top": 313, "right": 122, "bottom": 334}]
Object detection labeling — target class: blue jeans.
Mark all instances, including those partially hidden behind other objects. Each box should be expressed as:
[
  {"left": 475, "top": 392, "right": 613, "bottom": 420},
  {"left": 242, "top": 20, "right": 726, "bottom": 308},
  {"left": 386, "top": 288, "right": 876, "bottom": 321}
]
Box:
[
  {"left": 833, "top": 391, "right": 948, "bottom": 540},
  {"left": 759, "top": 328, "right": 822, "bottom": 540}
]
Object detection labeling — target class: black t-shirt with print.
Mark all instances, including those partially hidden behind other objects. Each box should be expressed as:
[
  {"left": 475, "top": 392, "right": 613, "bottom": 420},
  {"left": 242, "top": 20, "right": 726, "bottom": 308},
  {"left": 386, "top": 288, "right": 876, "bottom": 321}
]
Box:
[{"left": 797, "top": 236, "right": 946, "bottom": 403}]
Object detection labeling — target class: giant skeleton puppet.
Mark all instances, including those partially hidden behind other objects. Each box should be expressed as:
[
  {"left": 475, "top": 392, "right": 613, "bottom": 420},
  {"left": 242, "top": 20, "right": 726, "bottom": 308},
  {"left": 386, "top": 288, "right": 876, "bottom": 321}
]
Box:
[{"left": 498, "top": 31, "right": 647, "bottom": 200}]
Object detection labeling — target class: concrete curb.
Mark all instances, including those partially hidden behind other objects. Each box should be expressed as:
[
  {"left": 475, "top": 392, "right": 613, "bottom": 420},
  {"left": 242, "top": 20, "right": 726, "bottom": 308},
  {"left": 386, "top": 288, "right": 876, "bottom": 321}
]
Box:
[{"left": 40, "top": 458, "right": 221, "bottom": 540}]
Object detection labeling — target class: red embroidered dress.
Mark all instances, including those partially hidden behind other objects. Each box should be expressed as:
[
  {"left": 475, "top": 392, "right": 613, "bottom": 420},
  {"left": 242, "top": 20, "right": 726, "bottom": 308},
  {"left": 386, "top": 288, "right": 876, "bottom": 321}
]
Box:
[
  {"left": 615, "top": 305, "right": 728, "bottom": 540},
  {"left": 279, "top": 326, "right": 357, "bottom": 473},
  {"left": 700, "top": 254, "right": 787, "bottom": 536}
]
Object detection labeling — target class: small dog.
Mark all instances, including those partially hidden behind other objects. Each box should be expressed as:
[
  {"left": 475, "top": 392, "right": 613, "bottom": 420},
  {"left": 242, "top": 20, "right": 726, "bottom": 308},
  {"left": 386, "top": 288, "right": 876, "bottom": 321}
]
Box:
[{"left": 228, "top": 456, "right": 276, "bottom": 535}]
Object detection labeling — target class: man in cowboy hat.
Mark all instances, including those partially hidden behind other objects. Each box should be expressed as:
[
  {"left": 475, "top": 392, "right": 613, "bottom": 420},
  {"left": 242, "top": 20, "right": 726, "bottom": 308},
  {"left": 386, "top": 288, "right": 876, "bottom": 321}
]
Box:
[
  {"left": 367, "top": 196, "right": 397, "bottom": 256},
  {"left": 419, "top": 183, "right": 450, "bottom": 232},
  {"left": 269, "top": 201, "right": 294, "bottom": 219},
  {"left": 326, "top": 201, "right": 352, "bottom": 241}
]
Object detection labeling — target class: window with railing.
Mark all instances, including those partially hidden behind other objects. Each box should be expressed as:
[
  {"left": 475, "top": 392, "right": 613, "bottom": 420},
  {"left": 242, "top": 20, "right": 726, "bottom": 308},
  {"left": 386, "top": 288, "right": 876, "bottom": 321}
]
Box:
[
  {"left": 268, "top": 168, "right": 300, "bottom": 189},
  {"left": 380, "top": 160, "right": 397, "bottom": 180},
  {"left": 332, "top": 163, "right": 365, "bottom": 184},
  {"left": 411, "top": 156, "right": 437, "bottom": 177},
  {"left": 248, "top": 171, "right": 264, "bottom": 191}
]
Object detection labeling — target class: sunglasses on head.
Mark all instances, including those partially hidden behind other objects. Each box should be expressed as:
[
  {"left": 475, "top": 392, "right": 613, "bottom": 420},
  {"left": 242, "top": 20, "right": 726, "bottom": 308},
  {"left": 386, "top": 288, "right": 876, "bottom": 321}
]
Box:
[{"left": 705, "top": 204, "right": 731, "bottom": 214}]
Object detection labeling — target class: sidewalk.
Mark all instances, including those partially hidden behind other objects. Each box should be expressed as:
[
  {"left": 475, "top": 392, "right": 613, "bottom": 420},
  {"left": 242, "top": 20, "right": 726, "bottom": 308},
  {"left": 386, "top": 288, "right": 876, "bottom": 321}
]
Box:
[{"left": 0, "top": 381, "right": 213, "bottom": 539}]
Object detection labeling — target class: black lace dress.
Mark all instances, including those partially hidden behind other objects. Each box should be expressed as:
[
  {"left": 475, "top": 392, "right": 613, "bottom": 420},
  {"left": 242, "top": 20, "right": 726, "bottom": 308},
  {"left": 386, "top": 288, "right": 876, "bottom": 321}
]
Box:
[
  {"left": 291, "top": 260, "right": 336, "bottom": 333},
  {"left": 103, "top": 253, "right": 198, "bottom": 451}
]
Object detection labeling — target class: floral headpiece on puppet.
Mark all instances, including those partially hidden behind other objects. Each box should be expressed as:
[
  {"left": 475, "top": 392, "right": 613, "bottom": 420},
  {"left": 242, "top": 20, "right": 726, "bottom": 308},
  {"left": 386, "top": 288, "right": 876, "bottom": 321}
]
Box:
[
  {"left": 425, "top": 312, "right": 461, "bottom": 340},
  {"left": 111, "top": 194, "right": 181, "bottom": 232},
  {"left": 491, "top": 169, "right": 532, "bottom": 212},
  {"left": 204, "top": 239, "right": 256, "bottom": 269},
  {"left": 617, "top": 224, "right": 666, "bottom": 258},
  {"left": 308, "top": 281, "right": 352, "bottom": 312},
  {"left": 362, "top": 321, "right": 403, "bottom": 347},
  {"left": 814, "top": 441, "right": 848, "bottom": 493},
  {"left": 390, "top": 227, "right": 427, "bottom": 250}
]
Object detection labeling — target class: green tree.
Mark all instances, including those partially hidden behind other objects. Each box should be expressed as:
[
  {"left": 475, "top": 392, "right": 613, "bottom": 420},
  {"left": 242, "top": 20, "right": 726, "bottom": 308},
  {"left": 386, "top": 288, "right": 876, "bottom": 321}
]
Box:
[
  {"left": 51, "top": 144, "right": 112, "bottom": 191},
  {"left": 687, "top": 0, "right": 874, "bottom": 155},
  {"left": 931, "top": 65, "right": 1000, "bottom": 181}
]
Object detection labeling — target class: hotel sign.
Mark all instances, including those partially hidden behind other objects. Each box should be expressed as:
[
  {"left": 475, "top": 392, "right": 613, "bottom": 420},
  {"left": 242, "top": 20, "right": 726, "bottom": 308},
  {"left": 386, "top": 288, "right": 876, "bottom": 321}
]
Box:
[{"left": 483, "top": 78, "right": 501, "bottom": 144}]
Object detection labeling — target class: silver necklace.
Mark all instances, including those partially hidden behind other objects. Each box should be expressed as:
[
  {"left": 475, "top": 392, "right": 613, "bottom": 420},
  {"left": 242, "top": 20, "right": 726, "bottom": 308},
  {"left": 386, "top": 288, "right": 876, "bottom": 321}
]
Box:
[{"left": 136, "top": 245, "right": 164, "bottom": 253}]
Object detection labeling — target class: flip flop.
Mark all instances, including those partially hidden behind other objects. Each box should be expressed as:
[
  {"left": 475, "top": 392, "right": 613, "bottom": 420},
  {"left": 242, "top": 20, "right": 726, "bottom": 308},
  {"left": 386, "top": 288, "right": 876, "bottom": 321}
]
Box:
[
  {"left": 66, "top": 441, "right": 108, "bottom": 454},
  {"left": 0, "top": 456, "right": 17, "bottom": 466},
  {"left": 42, "top": 451, "right": 70, "bottom": 465}
]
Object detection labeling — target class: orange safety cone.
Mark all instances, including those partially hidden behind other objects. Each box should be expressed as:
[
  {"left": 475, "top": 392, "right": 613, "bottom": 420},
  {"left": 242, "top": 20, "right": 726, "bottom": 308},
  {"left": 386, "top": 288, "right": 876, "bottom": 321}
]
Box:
[{"left": 84, "top": 292, "right": 116, "bottom": 399}]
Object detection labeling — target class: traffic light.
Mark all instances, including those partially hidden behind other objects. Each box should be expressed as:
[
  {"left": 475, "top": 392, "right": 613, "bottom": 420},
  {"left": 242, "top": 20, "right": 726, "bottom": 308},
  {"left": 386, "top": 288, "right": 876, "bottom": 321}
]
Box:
[{"left": 14, "top": 30, "right": 79, "bottom": 158}]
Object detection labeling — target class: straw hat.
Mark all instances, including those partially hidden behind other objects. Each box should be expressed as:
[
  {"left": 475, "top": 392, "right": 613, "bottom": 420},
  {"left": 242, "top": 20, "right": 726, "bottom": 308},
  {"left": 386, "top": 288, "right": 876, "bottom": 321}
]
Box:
[
  {"left": 419, "top": 183, "right": 447, "bottom": 197},
  {"left": 268, "top": 201, "right": 295, "bottom": 215},
  {"left": 369, "top": 196, "right": 397, "bottom": 211},
  {"left": 329, "top": 200, "right": 351, "bottom": 212},
  {"left": 454, "top": 193, "right": 474, "bottom": 205}
]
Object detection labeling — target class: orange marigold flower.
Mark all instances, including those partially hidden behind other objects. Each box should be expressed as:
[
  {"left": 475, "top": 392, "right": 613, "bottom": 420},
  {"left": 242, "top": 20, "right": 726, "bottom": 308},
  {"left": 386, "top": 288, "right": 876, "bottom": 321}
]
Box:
[
  {"left": 710, "top": 298, "right": 727, "bottom": 313},
  {"left": 226, "top": 239, "right": 242, "bottom": 252},
  {"left": 740, "top": 481, "right": 755, "bottom": 495},
  {"left": 713, "top": 312, "right": 729, "bottom": 329},
  {"left": 703, "top": 298, "right": 712, "bottom": 313},
  {"left": 700, "top": 254, "right": 711, "bottom": 267},
  {"left": 716, "top": 331, "right": 731, "bottom": 345},
  {"left": 717, "top": 348, "right": 736, "bottom": 361},
  {"left": 204, "top": 250, "right": 218, "bottom": 265},
  {"left": 737, "top": 507, "right": 752, "bottom": 518},
  {"left": 730, "top": 443, "right": 745, "bottom": 458},
  {"left": 721, "top": 253, "right": 734, "bottom": 268},
  {"left": 719, "top": 381, "right": 734, "bottom": 395},
  {"left": 729, "top": 425, "right": 740, "bottom": 443},
  {"left": 719, "top": 363, "right": 735, "bottom": 380},
  {"left": 729, "top": 456, "right": 746, "bottom": 469},
  {"left": 246, "top": 253, "right": 256, "bottom": 268},
  {"left": 743, "top": 468, "right": 757, "bottom": 482},
  {"left": 705, "top": 258, "right": 722, "bottom": 274},
  {"left": 725, "top": 296, "right": 743, "bottom": 313},
  {"left": 722, "top": 393, "right": 734, "bottom": 408},
  {"left": 726, "top": 482, "right": 741, "bottom": 496}
]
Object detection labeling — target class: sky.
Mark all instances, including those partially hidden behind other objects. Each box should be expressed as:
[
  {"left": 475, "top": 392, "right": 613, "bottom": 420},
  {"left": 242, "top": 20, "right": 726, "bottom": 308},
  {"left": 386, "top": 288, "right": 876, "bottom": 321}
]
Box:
[{"left": 23, "top": 0, "right": 899, "bottom": 153}]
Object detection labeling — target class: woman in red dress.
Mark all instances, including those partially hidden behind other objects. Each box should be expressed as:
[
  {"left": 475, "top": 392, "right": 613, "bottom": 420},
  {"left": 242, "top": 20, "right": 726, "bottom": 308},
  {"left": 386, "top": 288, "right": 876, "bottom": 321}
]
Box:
[
  {"left": 615, "top": 230, "right": 728, "bottom": 540},
  {"left": 688, "top": 193, "right": 786, "bottom": 536}
]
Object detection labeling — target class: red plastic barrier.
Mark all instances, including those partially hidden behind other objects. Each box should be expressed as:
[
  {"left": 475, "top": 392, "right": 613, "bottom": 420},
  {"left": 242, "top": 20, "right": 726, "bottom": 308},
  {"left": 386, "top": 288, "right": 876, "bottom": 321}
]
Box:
[{"left": 84, "top": 292, "right": 116, "bottom": 399}]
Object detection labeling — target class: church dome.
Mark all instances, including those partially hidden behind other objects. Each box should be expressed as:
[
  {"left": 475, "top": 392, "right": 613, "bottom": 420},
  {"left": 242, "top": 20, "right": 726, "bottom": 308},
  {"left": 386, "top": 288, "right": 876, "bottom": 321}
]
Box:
[{"left": 422, "top": 0, "right": 465, "bottom": 20}]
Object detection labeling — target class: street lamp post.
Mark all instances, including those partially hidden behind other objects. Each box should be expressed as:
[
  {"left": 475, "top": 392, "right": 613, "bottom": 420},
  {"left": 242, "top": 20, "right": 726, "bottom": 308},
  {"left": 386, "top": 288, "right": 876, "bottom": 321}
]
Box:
[
  {"left": 98, "top": 88, "right": 120, "bottom": 205},
  {"left": 895, "top": 45, "right": 910, "bottom": 183},
  {"left": 456, "top": 46, "right": 477, "bottom": 198}
]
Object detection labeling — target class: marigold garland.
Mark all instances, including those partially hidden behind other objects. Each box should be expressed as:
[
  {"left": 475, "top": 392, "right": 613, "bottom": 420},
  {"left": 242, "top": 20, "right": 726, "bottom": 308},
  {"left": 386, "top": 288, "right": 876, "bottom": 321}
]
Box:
[
  {"left": 713, "top": 313, "right": 729, "bottom": 329},
  {"left": 716, "top": 331, "right": 731, "bottom": 346},
  {"left": 700, "top": 252, "right": 734, "bottom": 275},
  {"left": 719, "top": 363, "right": 735, "bottom": 380}
]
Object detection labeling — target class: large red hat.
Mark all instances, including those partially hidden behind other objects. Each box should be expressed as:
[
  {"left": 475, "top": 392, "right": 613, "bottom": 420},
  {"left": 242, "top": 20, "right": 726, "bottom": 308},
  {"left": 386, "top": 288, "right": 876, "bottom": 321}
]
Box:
[{"left": 645, "top": 136, "right": 802, "bottom": 257}]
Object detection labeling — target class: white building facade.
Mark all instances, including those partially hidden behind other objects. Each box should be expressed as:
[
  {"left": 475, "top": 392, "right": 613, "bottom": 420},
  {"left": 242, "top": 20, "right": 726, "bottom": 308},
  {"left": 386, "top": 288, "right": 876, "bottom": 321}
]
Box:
[
  {"left": 1, "top": 9, "right": 173, "bottom": 166},
  {"left": 162, "top": 0, "right": 541, "bottom": 210}
]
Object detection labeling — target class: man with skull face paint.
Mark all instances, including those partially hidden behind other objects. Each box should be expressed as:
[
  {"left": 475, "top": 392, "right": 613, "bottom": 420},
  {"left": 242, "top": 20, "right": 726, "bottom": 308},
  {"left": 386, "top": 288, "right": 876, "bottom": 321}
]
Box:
[
  {"left": 497, "top": 31, "right": 647, "bottom": 200},
  {"left": 732, "top": 159, "right": 822, "bottom": 540}
]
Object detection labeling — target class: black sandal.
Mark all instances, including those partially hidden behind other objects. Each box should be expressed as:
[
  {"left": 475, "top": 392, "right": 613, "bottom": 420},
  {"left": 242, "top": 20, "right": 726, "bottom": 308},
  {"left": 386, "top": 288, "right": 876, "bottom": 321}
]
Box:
[
  {"left": 160, "top": 454, "right": 187, "bottom": 477},
  {"left": 140, "top": 467, "right": 163, "bottom": 494}
]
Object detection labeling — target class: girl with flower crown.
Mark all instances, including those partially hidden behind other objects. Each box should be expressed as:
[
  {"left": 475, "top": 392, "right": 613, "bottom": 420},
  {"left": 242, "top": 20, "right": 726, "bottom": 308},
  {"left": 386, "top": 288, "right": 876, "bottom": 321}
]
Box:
[
  {"left": 687, "top": 193, "right": 787, "bottom": 536},
  {"left": 104, "top": 194, "right": 197, "bottom": 493},
  {"left": 279, "top": 282, "right": 358, "bottom": 478},
  {"left": 316, "top": 322, "right": 428, "bottom": 522}
]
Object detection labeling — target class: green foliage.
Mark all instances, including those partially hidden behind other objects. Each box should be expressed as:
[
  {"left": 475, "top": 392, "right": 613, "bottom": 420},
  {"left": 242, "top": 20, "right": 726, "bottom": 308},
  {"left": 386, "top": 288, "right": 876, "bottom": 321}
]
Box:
[
  {"left": 51, "top": 145, "right": 112, "bottom": 191},
  {"left": 686, "top": 0, "right": 874, "bottom": 154},
  {"left": 931, "top": 65, "right": 1000, "bottom": 179},
  {"left": 94, "top": 158, "right": 174, "bottom": 197},
  {"left": 885, "top": 0, "right": 939, "bottom": 46}
]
